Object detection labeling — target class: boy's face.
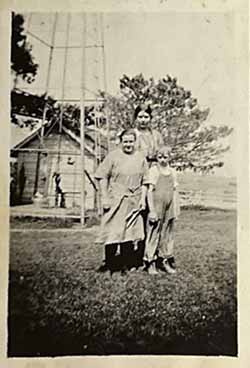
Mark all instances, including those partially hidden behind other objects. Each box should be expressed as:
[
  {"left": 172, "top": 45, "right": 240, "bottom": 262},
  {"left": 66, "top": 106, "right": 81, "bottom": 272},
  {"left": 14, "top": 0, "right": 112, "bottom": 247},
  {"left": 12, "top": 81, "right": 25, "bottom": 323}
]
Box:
[{"left": 157, "top": 150, "right": 170, "bottom": 167}]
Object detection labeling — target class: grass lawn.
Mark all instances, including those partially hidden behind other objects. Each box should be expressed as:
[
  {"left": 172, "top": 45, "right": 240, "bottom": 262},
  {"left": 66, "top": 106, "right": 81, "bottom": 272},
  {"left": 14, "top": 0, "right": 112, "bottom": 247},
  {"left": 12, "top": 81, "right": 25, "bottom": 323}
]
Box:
[{"left": 8, "top": 208, "right": 237, "bottom": 357}]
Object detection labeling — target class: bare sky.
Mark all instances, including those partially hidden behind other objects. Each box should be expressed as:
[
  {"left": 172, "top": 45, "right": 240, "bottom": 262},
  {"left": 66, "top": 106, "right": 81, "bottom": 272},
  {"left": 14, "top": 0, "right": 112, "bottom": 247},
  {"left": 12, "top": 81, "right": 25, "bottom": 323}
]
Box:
[{"left": 17, "top": 12, "right": 236, "bottom": 176}]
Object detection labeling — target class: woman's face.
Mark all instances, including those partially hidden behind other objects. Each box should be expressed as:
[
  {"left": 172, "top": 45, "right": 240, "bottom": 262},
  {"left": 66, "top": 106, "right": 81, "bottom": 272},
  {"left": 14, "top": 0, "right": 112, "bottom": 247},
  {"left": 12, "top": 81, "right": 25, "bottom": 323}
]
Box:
[
  {"left": 136, "top": 110, "right": 151, "bottom": 130},
  {"left": 121, "top": 134, "right": 136, "bottom": 154}
]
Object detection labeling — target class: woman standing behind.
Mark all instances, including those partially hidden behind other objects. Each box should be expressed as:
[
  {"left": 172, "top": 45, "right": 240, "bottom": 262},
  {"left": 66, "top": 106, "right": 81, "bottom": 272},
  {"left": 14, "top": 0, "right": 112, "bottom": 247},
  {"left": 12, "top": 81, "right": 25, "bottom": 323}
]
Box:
[
  {"left": 134, "top": 104, "right": 164, "bottom": 164},
  {"left": 95, "top": 129, "right": 148, "bottom": 273}
]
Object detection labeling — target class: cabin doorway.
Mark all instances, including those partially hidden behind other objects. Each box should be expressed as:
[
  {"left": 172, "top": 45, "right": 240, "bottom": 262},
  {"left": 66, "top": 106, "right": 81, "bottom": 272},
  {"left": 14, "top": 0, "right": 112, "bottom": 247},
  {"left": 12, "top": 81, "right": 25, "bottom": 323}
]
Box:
[{"left": 33, "top": 152, "right": 49, "bottom": 197}]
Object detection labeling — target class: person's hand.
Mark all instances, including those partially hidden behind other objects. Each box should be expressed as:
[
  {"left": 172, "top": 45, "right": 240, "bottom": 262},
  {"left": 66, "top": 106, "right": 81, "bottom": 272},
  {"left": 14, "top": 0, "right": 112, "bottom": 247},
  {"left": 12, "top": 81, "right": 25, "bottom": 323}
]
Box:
[
  {"left": 148, "top": 211, "right": 158, "bottom": 223},
  {"left": 147, "top": 148, "right": 154, "bottom": 160},
  {"left": 139, "top": 198, "right": 146, "bottom": 211}
]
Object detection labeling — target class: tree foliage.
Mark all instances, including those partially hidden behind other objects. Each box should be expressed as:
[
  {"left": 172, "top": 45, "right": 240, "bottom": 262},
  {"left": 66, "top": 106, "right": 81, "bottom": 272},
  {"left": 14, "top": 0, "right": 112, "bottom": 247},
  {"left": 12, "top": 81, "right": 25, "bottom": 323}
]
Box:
[
  {"left": 11, "top": 69, "right": 232, "bottom": 173},
  {"left": 11, "top": 89, "right": 97, "bottom": 133},
  {"left": 11, "top": 13, "right": 38, "bottom": 84},
  {"left": 100, "top": 74, "right": 233, "bottom": 173}
]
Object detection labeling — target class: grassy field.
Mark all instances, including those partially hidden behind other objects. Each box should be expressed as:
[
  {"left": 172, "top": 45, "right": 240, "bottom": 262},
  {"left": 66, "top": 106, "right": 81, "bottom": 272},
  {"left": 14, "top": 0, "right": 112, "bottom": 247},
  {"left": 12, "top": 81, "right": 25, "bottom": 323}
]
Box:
[{"left": 8, "top": 208, "right": 237, "bottom": 357}]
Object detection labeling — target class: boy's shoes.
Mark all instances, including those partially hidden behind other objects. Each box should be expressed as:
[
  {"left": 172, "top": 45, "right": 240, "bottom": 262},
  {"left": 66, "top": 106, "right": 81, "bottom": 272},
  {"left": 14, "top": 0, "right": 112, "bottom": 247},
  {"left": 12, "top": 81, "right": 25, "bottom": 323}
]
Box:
[
  {"left": 168, "top": 256, "right": 176, "bottom": 270},
  {"left": 162, "top": 258, "right": 177, "bottom": 274},
  {"left": 148, "top": 262, "right": 158, "bottom": 275}
]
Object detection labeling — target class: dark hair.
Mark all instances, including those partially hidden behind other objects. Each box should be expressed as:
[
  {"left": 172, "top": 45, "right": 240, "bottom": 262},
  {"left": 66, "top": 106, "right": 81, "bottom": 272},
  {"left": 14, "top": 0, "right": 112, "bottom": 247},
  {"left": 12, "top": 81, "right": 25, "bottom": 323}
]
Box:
[
  {"left": 119, "top": 128, "right": 137, "bottom": 142},
  {"left": 156, "top": 145, "right": 171, "bottom": 155},
  {"left": 134, "top": 105, "right": 152, "bottom": 121}
]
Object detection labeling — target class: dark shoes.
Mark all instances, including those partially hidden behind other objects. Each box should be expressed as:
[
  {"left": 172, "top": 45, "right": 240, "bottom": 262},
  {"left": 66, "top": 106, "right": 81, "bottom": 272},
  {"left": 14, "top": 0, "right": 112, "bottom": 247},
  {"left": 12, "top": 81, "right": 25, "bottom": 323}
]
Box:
[
  {"left": 97, "top": 257, "right": 177, "bottom": 276},
  {"left": 97, "top": 263, "right": 110, "bottom": 273},
  {"left": 97, "top": 262, "right": 128, "bottom": 275}
]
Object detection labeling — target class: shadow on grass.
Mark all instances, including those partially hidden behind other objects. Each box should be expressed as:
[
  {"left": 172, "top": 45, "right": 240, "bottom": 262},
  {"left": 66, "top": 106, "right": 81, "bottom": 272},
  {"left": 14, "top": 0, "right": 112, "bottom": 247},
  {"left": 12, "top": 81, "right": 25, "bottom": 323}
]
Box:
[
  {"left": 8, "top": 315, "right": 237, "bottom": 357},
  {"left": 8, "top": 267, "right": 237, "bottom": 357}
]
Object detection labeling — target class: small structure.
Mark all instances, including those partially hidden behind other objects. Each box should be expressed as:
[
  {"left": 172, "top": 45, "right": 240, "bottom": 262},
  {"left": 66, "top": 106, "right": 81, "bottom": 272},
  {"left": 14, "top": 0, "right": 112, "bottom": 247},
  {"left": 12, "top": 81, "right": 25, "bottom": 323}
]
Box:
[{"left": 11, "top": 117, "right": 107, "bottom": 210}]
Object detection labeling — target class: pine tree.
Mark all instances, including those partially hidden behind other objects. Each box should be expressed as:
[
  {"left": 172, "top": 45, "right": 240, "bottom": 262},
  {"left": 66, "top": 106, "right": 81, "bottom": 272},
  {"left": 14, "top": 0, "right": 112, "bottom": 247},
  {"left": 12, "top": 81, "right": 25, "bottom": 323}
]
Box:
[
  {"left": 11, "top": 13, "right": 38, "bottom": 85},
  {"left": 100, "top": 74, "right": 233, "bottom": 173}
]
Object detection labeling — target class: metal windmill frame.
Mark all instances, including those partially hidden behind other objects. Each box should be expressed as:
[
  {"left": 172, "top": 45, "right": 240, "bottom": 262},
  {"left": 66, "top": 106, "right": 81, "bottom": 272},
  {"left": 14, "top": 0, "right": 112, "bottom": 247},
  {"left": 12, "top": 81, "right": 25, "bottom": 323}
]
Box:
[{"left": 12, "top": 12, "right": 110, "bottom": 225}]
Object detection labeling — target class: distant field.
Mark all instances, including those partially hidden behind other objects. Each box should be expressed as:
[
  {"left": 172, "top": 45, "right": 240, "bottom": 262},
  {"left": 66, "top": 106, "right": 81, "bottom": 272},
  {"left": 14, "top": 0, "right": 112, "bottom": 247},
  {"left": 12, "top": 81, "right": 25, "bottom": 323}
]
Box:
[
  {"left": 177, "top": 173, "right": 236, "bottom": 209},
  {"left": 178, "top": 173, "right": 236, "bottom": 193}
]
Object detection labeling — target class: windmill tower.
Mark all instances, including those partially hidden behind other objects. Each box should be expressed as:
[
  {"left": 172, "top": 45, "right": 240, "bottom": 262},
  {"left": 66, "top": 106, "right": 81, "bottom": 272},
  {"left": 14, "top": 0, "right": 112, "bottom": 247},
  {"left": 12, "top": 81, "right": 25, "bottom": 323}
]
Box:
[{"left": 15, "top": 12, "right": 109, "bottom": 225}]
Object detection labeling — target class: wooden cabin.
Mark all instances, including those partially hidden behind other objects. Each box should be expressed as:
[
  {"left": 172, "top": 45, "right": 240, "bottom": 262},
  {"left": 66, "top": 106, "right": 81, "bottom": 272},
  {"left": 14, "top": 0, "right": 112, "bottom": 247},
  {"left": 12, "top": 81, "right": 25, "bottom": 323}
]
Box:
[{"left": 11, "top": 118, "right": 108, "bottom": 210}]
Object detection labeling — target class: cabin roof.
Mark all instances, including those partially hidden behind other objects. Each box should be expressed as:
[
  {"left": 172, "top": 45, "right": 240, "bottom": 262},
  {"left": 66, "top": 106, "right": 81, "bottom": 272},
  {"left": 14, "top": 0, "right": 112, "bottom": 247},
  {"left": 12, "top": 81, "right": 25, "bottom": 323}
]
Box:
[
  {"left": 11, "top": 118, "right": 48, "bottom": 149},
  {"left": 11, "top": 116, "right": 108, "bottom": 158}
]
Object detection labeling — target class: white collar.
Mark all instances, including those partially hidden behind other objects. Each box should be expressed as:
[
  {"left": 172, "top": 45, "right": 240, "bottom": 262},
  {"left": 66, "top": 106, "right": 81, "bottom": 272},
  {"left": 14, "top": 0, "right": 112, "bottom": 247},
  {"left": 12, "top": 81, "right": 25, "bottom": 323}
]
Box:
[{"left": 158, "top": 165, "right": 172, "bottom": 175}]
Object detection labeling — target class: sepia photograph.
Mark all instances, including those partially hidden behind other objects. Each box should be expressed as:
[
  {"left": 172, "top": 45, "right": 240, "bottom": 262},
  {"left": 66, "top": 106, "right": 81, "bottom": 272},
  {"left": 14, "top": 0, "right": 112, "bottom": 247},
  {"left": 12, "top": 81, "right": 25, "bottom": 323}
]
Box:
[{"left": 7, "top": 8, "right": 240, "bottom": 359}]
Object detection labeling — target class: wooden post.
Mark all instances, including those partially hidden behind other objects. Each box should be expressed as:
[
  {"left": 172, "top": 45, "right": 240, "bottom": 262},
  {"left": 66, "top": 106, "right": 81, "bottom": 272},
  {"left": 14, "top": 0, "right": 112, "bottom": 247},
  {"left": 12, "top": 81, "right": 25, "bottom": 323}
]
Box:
[
  {"left": 33, "top": 152, "right": 41, "bottom": 195},
  {"left": 80, "top": 13, "right": 87, "bottom": 226},
  {"left": 34, "top": 14, "right": 57, "bottom": 196},
  {"left": 41, "top": 13, "right": 58, "bottom": 145},
  {"left": 93, "top": 110, "right": 98, "bottom": 212},
  {"left": 57, "top": 13, "right": 71, "bottom": 172},
  {"left": 100, "top": 13, "right": 110, "bottom": 153}
]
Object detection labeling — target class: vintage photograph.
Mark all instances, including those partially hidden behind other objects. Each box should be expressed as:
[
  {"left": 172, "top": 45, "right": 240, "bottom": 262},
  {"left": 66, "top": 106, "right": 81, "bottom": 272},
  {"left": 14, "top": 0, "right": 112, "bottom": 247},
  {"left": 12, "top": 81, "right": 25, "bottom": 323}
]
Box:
[{"left": 8, "top": 11, "right": 237, "bottom": 357}]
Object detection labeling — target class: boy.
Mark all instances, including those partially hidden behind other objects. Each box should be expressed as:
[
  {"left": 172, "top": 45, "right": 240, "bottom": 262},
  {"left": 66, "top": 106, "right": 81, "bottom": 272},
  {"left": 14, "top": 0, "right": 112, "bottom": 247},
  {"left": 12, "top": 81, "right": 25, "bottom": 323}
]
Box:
[{"left": 143, "top": 146, "right": 180, "bottom": 275}]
